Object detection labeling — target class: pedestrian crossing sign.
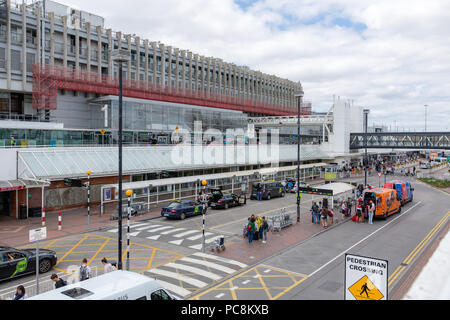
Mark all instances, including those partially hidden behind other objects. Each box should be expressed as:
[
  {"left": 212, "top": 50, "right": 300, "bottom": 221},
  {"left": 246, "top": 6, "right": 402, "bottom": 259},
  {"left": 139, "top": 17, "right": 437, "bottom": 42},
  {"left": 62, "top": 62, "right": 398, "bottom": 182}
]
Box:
[
  {"left": 348, "top": 275, "right": 384, "bottom": 300},
  {"left": 344, "top": 253, "right": 388, "bottom": 300}
]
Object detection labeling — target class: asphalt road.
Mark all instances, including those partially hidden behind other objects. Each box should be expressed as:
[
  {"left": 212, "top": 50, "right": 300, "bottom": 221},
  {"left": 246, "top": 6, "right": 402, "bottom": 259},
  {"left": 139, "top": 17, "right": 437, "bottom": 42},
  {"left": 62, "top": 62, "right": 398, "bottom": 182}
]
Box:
[{"left": 1, "top": 173, "right": 448, "bottom": 300}]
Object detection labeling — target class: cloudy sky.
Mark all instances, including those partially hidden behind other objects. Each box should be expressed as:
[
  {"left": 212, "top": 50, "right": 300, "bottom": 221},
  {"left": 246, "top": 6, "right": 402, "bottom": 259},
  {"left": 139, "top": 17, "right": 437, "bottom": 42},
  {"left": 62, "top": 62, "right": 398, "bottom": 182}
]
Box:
[{"left": 52, "top": 0, "right": 449, "bottom": 131}]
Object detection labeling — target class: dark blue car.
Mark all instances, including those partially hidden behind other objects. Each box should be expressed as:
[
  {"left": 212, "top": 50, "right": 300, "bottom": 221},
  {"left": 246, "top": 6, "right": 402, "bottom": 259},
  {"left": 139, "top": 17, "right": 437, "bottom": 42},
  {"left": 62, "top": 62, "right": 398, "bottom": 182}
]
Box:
[{"left": 161, "top": 200, "right": 205, "bottom": 220}]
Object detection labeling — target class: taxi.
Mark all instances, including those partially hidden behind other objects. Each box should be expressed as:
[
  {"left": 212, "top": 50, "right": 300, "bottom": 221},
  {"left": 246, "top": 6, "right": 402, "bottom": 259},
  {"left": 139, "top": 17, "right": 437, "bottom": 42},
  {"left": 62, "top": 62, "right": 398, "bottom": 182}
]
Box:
[{"left": 161, "top": 200, "right": 205, "bottom": 220}]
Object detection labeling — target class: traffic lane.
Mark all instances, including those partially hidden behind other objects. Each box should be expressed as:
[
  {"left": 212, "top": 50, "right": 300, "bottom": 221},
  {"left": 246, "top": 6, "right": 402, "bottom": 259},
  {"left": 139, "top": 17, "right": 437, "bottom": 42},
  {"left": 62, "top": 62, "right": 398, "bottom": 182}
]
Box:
[
  {"left": 155, "top": 193, "right": 318, "bottom": 236},
  {"left": 263, "top": 180, "right": 448, "bottom": 299}
]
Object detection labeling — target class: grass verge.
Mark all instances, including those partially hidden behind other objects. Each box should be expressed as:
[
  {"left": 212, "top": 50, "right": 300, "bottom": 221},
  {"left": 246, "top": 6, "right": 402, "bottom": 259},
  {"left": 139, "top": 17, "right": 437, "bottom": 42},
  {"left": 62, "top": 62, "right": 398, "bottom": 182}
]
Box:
[{"left": 418, "top": 178, "right": 450, "bottom": 188}]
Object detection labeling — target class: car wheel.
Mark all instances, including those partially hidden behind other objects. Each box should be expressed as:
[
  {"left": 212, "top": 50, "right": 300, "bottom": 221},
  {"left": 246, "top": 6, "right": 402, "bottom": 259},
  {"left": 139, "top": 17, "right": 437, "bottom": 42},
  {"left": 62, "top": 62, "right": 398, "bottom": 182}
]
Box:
[
  {"left": 281, "top": 192, "right": 285, "bottom": 197},
  {"left": 267, "top": 194, "right": 271, "bottom": 200},
  {"left": 180, "top": 213, "right": 186, "bottom": 220},
  {"left": 39, "top": 258, "right": 52, "bottom": 273},
  {"left": 225, "top": 203, "right": 229, "bottom": 209}
]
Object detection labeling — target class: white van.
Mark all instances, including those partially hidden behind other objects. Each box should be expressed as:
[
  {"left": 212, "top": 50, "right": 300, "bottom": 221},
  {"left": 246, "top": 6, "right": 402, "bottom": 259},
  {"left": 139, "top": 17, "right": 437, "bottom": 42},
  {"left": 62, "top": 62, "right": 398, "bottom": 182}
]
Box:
[{"left": 27, "top": 270, "right": 182, "bottom": 300}]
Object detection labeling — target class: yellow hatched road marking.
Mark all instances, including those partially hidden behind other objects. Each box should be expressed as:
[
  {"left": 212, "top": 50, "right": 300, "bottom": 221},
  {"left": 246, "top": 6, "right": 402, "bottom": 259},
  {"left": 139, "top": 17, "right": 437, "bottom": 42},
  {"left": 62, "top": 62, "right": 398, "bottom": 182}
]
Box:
[{"left": 54, "top": 234, "right": 89, "bottom": 267}]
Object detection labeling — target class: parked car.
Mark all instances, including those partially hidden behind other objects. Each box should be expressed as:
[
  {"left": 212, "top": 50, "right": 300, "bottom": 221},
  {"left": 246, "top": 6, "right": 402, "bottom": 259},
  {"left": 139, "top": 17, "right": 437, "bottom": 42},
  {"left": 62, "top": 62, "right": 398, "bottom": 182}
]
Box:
[
  {"left": 209, "top": 188, "right": 246, "bottom": 209},
  {"left": 0, "top": 246, "right": 57, "bottom": 282},
  {"left": 250, "top": 182, "right": 285, "bottom": 200},
  {"left": 161, "top": 200, "right": 205, "bottom": 220}
]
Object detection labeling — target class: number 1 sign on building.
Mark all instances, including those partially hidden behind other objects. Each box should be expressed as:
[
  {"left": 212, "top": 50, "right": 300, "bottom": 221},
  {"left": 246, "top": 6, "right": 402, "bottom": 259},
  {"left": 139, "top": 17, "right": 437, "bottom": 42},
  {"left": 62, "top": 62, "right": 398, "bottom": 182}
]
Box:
[{"left": 29, "top": 227, "right": 47, "bottom": 295}]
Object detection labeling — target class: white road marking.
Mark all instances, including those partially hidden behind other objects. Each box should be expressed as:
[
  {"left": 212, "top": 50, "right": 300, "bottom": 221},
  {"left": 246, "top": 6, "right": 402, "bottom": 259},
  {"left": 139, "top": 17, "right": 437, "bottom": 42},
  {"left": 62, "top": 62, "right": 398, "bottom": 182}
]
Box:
[
  {"left": 164, "top": 262, "right": 222, "bottom": 281},
  {"left": 215, "top": 293, "right": 225, "bottom": 299},
  {"left": 192, "top": 252, "right": 248, "bottom": 268},
  {"left": 147, "top": 268, "right": 207, "bottom": 288},
  {"left": 173, "top": 230, "right": 199, "bottom": 238},
  {"left": 155, "top": 279, "right": 192, "bottom": 297},
  {"left": 160, "top": 228, "right": 186, "bottom": 235},
  {"left": 187, "top": 232, "right": 213, "bottom": 240},
  {"left": 135, "top": 224, "right": 162, "bottom": 231},
  {"left": 180, "top": 257, "right": 236, "bottom": 274},
  {"left": 169, "top": 239, "right": 184, "bottom": 245},
  {"left": 146, "top": 226, "right": 173, "bottom": 233},
  {"left": 146, "top": 235, "right": 161, "bottom": 240}
]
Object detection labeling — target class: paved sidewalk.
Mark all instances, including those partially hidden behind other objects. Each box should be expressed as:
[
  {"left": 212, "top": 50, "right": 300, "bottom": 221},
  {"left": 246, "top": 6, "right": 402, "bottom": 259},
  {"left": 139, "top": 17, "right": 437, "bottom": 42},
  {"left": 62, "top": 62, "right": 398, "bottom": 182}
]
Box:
[
  {"left": 215, "top": 208, "right": 351, "bottom": 266},
  {"left": 0, "top": 204, "right": 162, "bottom": 247}
]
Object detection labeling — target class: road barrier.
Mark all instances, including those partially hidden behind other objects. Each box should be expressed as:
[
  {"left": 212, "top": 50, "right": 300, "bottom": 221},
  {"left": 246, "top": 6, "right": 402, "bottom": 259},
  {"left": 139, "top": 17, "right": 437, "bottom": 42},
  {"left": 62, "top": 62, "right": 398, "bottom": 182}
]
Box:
[
  {"left": 58, "top": 211, "right": 62, "bottom": 231},
  {"left": 267, "top": 208, "right": 293, "bottom": 232}
]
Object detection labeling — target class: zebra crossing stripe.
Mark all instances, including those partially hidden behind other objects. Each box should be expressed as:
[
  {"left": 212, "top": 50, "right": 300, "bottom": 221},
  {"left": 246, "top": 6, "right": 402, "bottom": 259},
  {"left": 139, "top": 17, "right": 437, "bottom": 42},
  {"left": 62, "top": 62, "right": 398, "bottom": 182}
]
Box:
[
  {"left": 187, "top": 232, "right": 213, "bottom": 240},
  {"left": 107, "top": 222, "right": 149, "bottom": 232},
  {"left": 155, "top": 279, "right": 192, "bottom": 297},
  {"left": 164, "top": 262, "right": 222, "bottom": 281},
  {"left": 146, "top": 235, "right": 161, "bottom": 240},
  {"left": 160, "top": 228, "right": 186, "bottom": 235},
  {"left": 147, "top": 268, "right": 208, "bottom": 288},
  {"left": 169, "top": 239, "right": 184, "bottom": 245},
  {"left": 135, "top": 224, "right": 162, "bottom": 231},
  {"left": 173, "top": 230, "right": 199, "bottom": 238},
  {"left": 179, "top": 257, "right": 236, "bottom": 274},
  {"left": 192, "top": 252, "right": 247, "bottom": 268},
  {"left": 146, "top": 226, "right": 174, "bottom": 233}
]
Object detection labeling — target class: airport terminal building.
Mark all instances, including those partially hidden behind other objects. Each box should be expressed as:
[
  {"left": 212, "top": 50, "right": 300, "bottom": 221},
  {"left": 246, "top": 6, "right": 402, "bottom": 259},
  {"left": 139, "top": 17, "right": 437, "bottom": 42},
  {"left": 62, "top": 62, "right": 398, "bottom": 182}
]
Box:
[{"left": 0, "top": 0, "right": 367, "bottom": 219}]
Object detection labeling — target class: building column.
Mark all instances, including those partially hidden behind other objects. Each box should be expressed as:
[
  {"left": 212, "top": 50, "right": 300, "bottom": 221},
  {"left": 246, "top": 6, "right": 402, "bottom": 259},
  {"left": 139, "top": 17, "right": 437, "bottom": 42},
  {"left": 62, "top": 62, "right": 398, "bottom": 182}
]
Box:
[
  {"left": 21, "top": 4, "right": 27, "bottom": 90},
  {"left": 86, "top": 22, "right": 91, "bottom": 73},
  {"left": 126, "top": 34, "right": 131, "bottom": 80},
  {"left": 5, "top": 0, "right": 10, "bottom": 89},
  {"left": 151, "top": 41, "right": 157, "bottom": 83},
  {"left": 217, "top": 61, "right": 222, "bottom": 95},
  {"left": 193, "top": 54, "right": 199, "bottom": 91},
  {"left": 159, "top": 43, "right": 165, "bottom": 87},
  {"left": 75, "top": 21, "right": 80, "bottom": 70},
  {"left": 62, "top": 16, "right": 67, "bottom": 69},
  {"left": 227, "top": 63, "right": 232, "bottom": 96},
  {"left": 180, "top": 49, "right": 186, "bottom": 90},
  {"left": 49, "top": 12, "right": 54, "bottom": 66},
  {"left": 187, "top": 51, "right": 193, "bottom": 91},
  {"left": 206, "top": 57, "right": 211, "bottom": 96},
  {"left": 135, "top": 36, "right": 140, "bottom": 81},
  {"left": 106, "top": 28, "right": 112, "bottom": 76},
  {"left": 166, "top": 46, "right": 172, "bottom": 87},
  {"left": 144, "top": 39, "right": 149, "bottom": 83},
  {"left": 96, "top": 26, "right": 102, "bottom": 80},
  {"left": 173, "top": 47, "right": 179, "bottom": 89},
  {"left": 36, "top": 7, "right": 41, "bottom": 69}
]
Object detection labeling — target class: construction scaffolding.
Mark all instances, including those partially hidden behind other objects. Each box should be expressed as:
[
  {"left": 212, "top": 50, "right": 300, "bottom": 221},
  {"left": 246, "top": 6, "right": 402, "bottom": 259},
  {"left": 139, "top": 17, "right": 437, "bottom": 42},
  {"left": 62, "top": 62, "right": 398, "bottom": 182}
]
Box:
[{"left": 32, "top": 63, "right": 298, "bottom": 116}]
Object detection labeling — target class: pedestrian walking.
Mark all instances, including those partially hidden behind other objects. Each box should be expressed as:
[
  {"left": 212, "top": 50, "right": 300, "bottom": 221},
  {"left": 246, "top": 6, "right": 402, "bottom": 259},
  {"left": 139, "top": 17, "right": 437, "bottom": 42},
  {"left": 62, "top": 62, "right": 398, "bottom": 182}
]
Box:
[
  {"left": 368, "top": 200, "right": 375, "bottom": 224},
  {"left": 320, "top": 207, "right": 328, "bottom": 228},
  {"left": 79, "top": 258, "right": 91, "bottom": 281},
  {"left": 340, "top": 201, "right": 347, "bottom": 221},
  {"left": 256, "top": 216, "right": 263, "bottom": 241},
  {"left": 311, "top": 202, "right": 320, "bottom": 224},
  {"left": 262, "top": 217, "right": 269, "bottom": 243},
  {"left": 346, "top": 197, "right": 353, "bottom": 217},
  {"left": 257, "top": 185, "right": 262, "bottom": 201},
  {"left": 101, "top": 258, "right": 116, "bottom": 273},
  {"left": 51, "top": 274, "right": 67, "bottom": 289}
]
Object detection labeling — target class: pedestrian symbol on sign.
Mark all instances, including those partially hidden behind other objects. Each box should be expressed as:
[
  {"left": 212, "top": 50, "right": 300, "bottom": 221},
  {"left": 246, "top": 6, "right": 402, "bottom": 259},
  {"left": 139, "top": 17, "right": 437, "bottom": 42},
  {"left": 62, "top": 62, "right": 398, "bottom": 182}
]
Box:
[{"left": 348, "top": 275, "right": 384, "bottom": 300}]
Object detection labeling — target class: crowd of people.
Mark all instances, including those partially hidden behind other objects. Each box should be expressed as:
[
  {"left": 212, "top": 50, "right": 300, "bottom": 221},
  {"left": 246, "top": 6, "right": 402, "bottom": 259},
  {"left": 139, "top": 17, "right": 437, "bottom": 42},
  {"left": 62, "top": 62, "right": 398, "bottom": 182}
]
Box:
[
  {"left": 310, "top": 201, "right": 334, "bottom": 228},
  {"left": 245, "top": 214, "right": 269, "bottom": 243}
]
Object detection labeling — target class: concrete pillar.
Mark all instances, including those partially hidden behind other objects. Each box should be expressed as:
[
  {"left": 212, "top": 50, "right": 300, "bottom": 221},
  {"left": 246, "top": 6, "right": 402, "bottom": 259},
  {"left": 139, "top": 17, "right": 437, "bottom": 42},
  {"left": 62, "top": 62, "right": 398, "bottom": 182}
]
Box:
[
  {"left": 180, "top": 49, "right": 186, "bottom": 89},
  {"left": 206, "top": 57, "right": 211, "bottom": 96},
  {"left": 166, "top": 45, "right": 172, "bottom": 86},
  {"left": 187, "top": 51, "right": 193, "bottom": 90},
  {"left": 96, "top": 26, "right": 102, "bottom": 79},
  {"left": 144, "top": 39, "right": 149, "bottom": 82},
  {"left": 106, "top": 29, "right": 112, "bottom": 76},
  {"left": 159, "top": 43, "right": 165, "bottom": 86},
  {"left": 135, "top": 36, "right": 141, "bottom": 81},
  {"left": 75, "top": 22, "right": 79, "bottom": 70},
  {"left": 86, "top": 22, "right": 91, "bottom": 73},
  {"left": 227, "top": 63, "right": 232, "bottom": 96},
  {"left": 36, "top": 7, "right": 41, "bottom": 69},
  {"left": 5, "top": 0, "right": 10, "bottom": 89},
  {"left": 21, "top": 4, "right": 26, "bottom": 90},
  {"left": 217, "top": 61, "right": 222, "bottom": 94},
  {"left": 174, "top": 47, "right": 179, "bottom": 88},
  {"left": 62, "top": 16, "right": 67, "bottom": 69},
  {"left": 126, "top": 34, "right": 131, "bottom": 80},
  {"left": 193, "top": 54, "right": 199, "bottom": 91},
  {"left": 49, "top": 12, "right": 54, "bottom": 66},
  {"left": 151, "top": 41, "right": 157, "bottom": 83},
  {"left": 233, "top": 65, "right": 237, "bottom": 97}
]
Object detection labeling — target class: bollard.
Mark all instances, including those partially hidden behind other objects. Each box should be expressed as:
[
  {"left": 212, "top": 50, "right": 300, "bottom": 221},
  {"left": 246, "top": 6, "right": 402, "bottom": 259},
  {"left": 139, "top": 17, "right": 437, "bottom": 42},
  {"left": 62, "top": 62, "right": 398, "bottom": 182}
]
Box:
[
  {"left": 42, "top": 207, "right": 46, "bottom": 226},
  {"left": 58, "top": 211, "right": 62, "bottom": 231}
]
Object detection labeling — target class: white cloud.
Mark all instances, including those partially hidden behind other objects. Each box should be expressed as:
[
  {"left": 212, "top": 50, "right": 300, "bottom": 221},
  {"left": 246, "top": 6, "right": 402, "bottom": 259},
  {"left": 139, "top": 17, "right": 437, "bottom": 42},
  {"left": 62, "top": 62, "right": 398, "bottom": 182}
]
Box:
[{"left": 46, "top": 0, "right": 449, "bottom": 131}]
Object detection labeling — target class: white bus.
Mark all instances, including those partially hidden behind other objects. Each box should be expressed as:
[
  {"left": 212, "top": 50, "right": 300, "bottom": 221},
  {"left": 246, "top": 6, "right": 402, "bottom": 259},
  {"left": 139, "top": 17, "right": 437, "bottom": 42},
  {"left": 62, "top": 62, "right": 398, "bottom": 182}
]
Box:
[{"left": 27, "top": 270, "right": 182, "bottom": 300}]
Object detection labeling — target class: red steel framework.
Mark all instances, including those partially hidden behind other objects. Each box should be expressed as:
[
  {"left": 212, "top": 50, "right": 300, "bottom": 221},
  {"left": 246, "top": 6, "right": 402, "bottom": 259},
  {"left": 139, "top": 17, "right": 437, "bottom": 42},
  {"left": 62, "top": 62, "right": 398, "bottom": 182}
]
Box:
[{"left": 32, "top": 64, "right": 310, "bottom": 116}]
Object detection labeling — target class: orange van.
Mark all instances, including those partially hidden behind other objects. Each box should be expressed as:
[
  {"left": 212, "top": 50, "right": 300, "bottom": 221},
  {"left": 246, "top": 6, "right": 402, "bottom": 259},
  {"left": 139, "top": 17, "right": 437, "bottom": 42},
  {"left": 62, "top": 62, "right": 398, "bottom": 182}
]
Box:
[{"left": 363, "top": 188, "right": 402, "bottom": 219}]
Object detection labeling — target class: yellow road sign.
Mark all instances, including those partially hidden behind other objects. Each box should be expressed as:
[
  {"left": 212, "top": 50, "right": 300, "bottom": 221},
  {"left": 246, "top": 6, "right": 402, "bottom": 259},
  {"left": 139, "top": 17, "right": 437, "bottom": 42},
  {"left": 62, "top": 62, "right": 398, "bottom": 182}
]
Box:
[
  {"left": 100, "top": 129, "right": 105, "bottom": 135},
  {"left": 348, "top": 275, "right": 384, "bottom": 300}
]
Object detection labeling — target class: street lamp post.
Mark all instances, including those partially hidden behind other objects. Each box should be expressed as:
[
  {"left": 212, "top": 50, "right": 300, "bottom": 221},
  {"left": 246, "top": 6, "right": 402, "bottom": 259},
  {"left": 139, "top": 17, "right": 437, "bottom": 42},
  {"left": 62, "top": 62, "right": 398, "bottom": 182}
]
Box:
[
  {"left": 363, "top": 109, "right": 370, "bottom": 187},
  {"left": 201, "top": 180, "right": 207, "bottom": 253},
  {"left": 111, "top": 49, "right": 131, "bottom": 270},
  {"left": 294, "top": 88, "right": 304, "bottom": 223}
]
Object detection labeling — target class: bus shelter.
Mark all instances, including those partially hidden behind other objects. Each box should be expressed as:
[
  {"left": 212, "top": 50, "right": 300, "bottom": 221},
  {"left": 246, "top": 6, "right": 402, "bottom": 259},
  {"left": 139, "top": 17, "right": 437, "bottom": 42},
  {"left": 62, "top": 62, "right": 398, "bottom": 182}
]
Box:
[{"left": 309, "top": 182, "right": 356, "bottom": 209}]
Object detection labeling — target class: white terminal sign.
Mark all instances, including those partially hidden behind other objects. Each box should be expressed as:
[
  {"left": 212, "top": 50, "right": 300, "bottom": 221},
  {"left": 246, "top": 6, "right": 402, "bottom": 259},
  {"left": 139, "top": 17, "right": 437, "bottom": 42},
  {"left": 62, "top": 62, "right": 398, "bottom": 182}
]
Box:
[
  {"left": 345, "top": 253, "right": 388, "bottom": 300},
  {"left": 29, "top": 227, "right": 47, "bottom": 242}
]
